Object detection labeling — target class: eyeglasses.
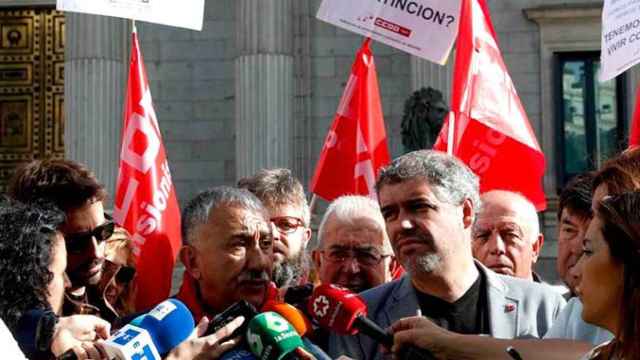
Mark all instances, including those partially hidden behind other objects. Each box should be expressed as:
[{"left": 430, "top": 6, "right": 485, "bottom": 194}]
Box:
[
  {"left": 65, "top": 220, "right": 115, "bottom": 254},
  {"left": 321, "top": 247, "right": 391, "bottom": 267},
  {"left": 271, "top": 216, "right": 305, "bottom": 234}
]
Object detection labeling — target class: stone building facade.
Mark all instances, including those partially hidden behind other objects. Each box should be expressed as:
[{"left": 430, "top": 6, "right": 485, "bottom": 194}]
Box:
[{"left": 0, "top": 0, "right": 634, "bottom": 283}]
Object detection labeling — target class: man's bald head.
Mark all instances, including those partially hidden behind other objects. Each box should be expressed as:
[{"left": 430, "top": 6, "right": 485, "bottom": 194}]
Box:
[{"left": 472, "top": 190, "right": 543, "bottom": 280}]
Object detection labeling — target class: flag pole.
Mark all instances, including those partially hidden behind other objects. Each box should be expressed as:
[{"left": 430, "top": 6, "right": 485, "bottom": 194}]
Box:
[
  {"left": 132, "top": 19, "right": 137, "bottom": 33},
  {"left": 446, "top": 111, "right": 455, "bottom": 155}
]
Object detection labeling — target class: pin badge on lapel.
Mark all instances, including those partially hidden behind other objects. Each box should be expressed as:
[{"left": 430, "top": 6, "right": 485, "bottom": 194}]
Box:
[{"left": 504, "top": 303, "right": 515, "bottom": 313}]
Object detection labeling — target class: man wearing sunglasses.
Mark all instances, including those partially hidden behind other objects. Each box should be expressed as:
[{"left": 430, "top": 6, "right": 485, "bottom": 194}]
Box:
[
  {"left": 8, "top": 159, "right": 121, "bottom": 322},
  {"left": 313, "top": 195, "right": 398, "bottom": 293},
  {"left": 238, "top": 168, "right": 312, "bottom": 288}
]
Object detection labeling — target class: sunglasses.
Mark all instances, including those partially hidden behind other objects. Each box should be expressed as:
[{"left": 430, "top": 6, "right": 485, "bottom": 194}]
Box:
[{"left": 65, "top": 221, "right": 115, "bottom": 254}]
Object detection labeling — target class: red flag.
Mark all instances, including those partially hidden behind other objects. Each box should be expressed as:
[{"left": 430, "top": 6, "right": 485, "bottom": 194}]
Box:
[
  {"left": 629, "top": 85, "right": 640, "bottom": 148},
  {"left": 114, "top": 30, "right": 182, "bottom": 310},
  {"left": 311, "top": 39, "right": 391, "bottom": 201},
  {"left": 434, "top": 0, "right": 546, "bottom": 210}
]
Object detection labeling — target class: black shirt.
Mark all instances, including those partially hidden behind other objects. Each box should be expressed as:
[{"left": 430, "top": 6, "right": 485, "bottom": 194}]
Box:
[{"left": 414, "top": 270, "right": 490, "bottom": 335}]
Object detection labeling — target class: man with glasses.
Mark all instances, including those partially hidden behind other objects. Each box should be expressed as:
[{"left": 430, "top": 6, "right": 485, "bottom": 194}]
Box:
[
  {"left": 8, "top": 159, "right": 123, "bottom": 322},
  {"left": 238, "top": 168, "right": 312, "bottom": 288},
  {"left": 312, "top": 195, "right": 397, "bottom": 293}
]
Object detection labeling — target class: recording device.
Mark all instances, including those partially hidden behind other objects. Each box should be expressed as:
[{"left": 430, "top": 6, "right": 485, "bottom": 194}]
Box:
[
  {"left": 283, "top": 284, "right": 314, "bottom": 307},
  {"left": 307, "top": 284, "right": 436, "bottom": 360},
  {"left": 262, "top": 301, "right": 331, "bottom": 360},
  {"left": 206, "top": 300, "right": 258, "bottom": 338},
  {"left": 59, "top": 299, "right": 195, "bottom": 360},
  {"left": 261, "top": 301, "right": 312, "bottom": 336},
  {"left": 246, "top": 312, "right": 308, "bottom": 360}
]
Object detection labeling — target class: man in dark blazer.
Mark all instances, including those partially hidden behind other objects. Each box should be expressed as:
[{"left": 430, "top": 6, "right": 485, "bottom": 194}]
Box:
[{"left": 328, "top": 150, "right": 565, "bottom": 360}]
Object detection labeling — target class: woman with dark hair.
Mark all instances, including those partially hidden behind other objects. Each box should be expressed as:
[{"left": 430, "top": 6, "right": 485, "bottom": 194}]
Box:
[
  {"left": 0, "top": 200, "right": 67, "bottom": 329},
  {"left": 0, "top": 200, "right": 110, "bottom": 359},
  {"left": 576, "top": 191, "right": 640, "bottom": 359}
]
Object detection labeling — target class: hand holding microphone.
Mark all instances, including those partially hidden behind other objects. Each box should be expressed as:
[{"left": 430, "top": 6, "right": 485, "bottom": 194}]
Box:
[
  {"left": 246, "top": 312, "right": 316, "bottom": 360},
  {"left": 307, "top": 284, "right": 435, "bottom": 360}
]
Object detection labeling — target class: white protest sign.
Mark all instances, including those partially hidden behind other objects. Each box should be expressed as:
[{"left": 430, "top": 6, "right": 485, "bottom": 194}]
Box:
[
  {"left": 56, "top": 0, "right": 204, "bottom": 31},
  {"left": 600, "top": 0, "right": 640, "bottom": 81},
  {"left": 317, "top": 0, "right": 460, "bottom": 65}
]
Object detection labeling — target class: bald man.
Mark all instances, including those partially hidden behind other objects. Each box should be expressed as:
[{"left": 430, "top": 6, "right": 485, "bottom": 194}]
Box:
[{"left": 472, "top": 190, "right": 543, "bottom": 281}]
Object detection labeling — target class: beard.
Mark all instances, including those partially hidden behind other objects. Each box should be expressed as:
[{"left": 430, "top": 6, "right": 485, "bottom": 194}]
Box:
[
  {"left": 273, "top": 251, "right": 309, "bottom": 288},
  {"left": 396, "top": 227, "right": 443, "bottom": 276}
]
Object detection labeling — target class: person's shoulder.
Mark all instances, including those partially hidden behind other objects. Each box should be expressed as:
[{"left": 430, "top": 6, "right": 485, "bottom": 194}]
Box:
[
  {"left": 359, "top": 277, "right": 406, "bottom": 303},
  {"left": 490, "top": 271, "right": 566, "bottom": 304}
]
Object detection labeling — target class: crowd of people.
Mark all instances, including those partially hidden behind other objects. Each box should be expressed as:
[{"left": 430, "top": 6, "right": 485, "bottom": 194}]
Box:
[{"left": 0, "top": 147, "right": 638, "bottom": 359}]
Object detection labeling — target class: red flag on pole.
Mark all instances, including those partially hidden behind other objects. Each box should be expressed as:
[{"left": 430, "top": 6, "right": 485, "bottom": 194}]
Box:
[
  {"left": 114, "top": 29, "right": 182, "bottom": 311},
  {"left": 433, "top": 0, "right": 547, "bottom": 210},
  {"left": 629, "top": 85, "right": 640, "bottom": 149},
  {"left": 311, "top": 39, "right": 391, "bottom": 201}
]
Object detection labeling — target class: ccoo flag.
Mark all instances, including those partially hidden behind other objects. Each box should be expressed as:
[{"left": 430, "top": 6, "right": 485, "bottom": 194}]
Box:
[
  {"left": 629, "top": 84, "right": 640, "bottom": 149},
  {"left": 433, "top": 0, "right": 547, "bottom": 210},
  {"left": 114, "top": 29, "right": 182, "bottom": 311},
  {"left": 311, "top": 38, "right": 390, "bottom": 201}
]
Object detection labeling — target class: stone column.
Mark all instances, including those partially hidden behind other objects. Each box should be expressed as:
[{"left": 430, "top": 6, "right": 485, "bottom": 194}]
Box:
[
  {"left": 235, "top": 0, "right": 294, "bottom": 179},
  {"left": 64, "top": 13, "right": 128, "bottom": 203},
  {"left": 410, "top": 55, "right": 453, "bottom": 102}
]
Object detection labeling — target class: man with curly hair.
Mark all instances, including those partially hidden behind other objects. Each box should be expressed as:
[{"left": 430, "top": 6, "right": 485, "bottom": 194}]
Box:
[
  {"left": 8, "top": 160, "right": 124, "bottom": 323},
  {"left": 0, "top": 199, "right": 110, "bottom": 359}
]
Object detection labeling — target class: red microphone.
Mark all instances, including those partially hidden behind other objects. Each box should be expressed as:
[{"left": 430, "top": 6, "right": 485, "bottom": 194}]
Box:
[
  {"left": 307, "top": 284, "right": 435, "bottom": 360},
  {"left": 307, "top": 284, "right": 388, "bottom": 341}
]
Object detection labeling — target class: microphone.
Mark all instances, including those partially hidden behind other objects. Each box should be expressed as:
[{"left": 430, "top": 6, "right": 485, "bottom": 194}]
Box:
[
  {"left": 262, "top": 301, "right": 331, "bottom": 360},
  {"left": 308, "top": 284, "right": 435, "bottom": 360},
  {"left": 101, "top": 298, "right": 195, "bottom": 359},
  {"left": 246, "top": 312, "right": 308, "bottom": 360},
  {"left": 206, "top": 300, "right": 258, "bottom": 337},
  {"left": 261, "top": 301, "right": 312, "bottom": 337}
]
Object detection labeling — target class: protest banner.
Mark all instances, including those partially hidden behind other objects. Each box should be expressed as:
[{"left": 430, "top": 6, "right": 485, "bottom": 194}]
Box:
[
  {"left": 114, "top": 29, "right": 182, "bottom": 310},
  {"left": 433, "top": 0, "right": 546, "bottom": 210},
  {"left": 311, "top": 39, "right": 391, "bottom": 201},
  {"left": 57, "top": 0, "right": 204, "bottom": 31},
  {"left": 317, "top": 0, "right": 460, "bottom": 64},
  {"left": 600, "top": 0, "right": 640, "bottom": 81}
]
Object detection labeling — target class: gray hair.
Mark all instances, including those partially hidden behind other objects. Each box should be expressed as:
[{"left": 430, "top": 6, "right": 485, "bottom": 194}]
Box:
[
  {"left": 376, "top": 150, "right": 480, "bottom": 213},
  {"left": 237, "top": 168, "right": 311, "bottom": 227},
  {"left": 181, "top": 186, "right": 266, "bottom": 245},
  {"left": 314, "top": 195, "right": 391, "bottom": 253},
  {"left": 478, "top": 190, "right": 540, "bottom": 239}
]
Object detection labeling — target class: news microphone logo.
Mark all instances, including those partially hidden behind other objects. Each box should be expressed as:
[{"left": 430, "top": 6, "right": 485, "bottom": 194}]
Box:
[
  {"left": 106, "top": 324, "right": 161, "bottom": 360},
  {"left": 246, "top": 312, "right": 304, "bottom": 360},
  {"left": 311, "top": 296, "right": 329, "bottom": 318}
]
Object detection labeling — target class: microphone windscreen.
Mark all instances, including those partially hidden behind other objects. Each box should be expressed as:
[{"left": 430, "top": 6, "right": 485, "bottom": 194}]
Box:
[
  {"left": 307, "top": 284, "right": 367, "bottom": 335},
  {"left": 246, "top": 312, "right": 305, "bottom": 360},
  {"left": 261, "top": 301, "right": 312, "bottom": 336},
  {"left": 137, "top": 299, "right": 195, "bottom": 355}
]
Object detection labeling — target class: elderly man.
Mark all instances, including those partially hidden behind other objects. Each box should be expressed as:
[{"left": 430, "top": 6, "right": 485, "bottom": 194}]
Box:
[
  {"left": 8, "top": 160, "right": 123, "bottom": 323},
  {"left": 472, "top": 190, "right": 544, "bottom": 281},
  {"left": 175, "top": 186, "right": 273, "bottom": 320},
  {"left": 238, "top": 168, "right": 312, "bottom": 288},
  {"left": 312, "top": 195, "right": 397, "bottom": 293},
  {"left": 329, "top": 150, "right": 565, "bottom": 360}
]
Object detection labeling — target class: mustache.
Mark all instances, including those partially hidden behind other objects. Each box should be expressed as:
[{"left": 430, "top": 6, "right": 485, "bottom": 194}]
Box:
[
  {"left": 396, "top": 228, "right": 435, "bottom": 246},
  {"left": 237, "top": 270, "right": 270, "bottom": 283}
]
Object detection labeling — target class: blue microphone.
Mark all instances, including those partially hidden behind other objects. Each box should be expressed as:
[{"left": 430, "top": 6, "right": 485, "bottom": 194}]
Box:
[{"left": 101, "top": 299, "right": 195, "bottom": 359}]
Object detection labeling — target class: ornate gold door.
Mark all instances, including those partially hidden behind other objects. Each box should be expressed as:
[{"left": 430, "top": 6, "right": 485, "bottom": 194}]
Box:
[{"left": 0, "top": 8, "right": 64, "bottom": 192}]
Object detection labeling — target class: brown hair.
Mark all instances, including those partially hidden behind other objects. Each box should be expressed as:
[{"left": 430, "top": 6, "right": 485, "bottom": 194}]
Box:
[
  {"left": 237, "top": 168, "right": 310, "bottom": 226},
  {"left": 8, "top": 159, "right": 106, "bottom": 211},
  {"left": 594, "top": 192, "right": 640, "bottom": 359},
  {"left": 593, "top": 147, "right": 640, "bottom": 196}
]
